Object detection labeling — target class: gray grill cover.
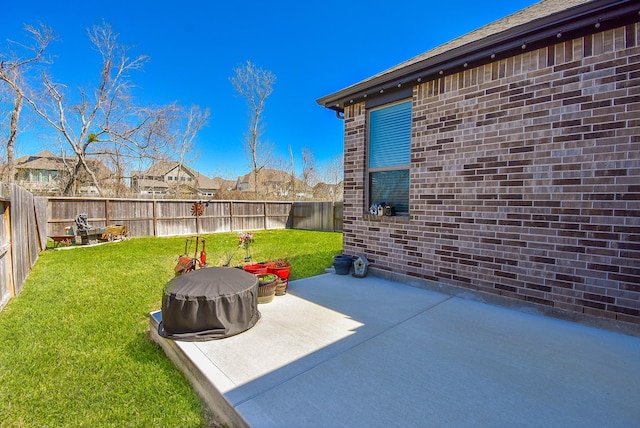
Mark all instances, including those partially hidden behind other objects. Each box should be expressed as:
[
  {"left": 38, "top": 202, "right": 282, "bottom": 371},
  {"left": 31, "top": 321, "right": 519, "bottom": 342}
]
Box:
[{"left": 158, "top": 267, "right": 260, "bottom": 341}]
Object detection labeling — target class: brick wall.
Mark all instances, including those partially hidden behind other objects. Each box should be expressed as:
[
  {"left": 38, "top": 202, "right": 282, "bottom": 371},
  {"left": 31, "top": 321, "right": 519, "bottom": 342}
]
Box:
[{"left": 343, "top": 23, "right": 640, "bottom": 328}]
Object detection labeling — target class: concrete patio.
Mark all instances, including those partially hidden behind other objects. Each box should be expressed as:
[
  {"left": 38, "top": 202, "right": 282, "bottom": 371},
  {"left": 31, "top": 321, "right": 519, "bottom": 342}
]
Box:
[{"left": 150, "top": 272, "right": 640, "bottom": 427}]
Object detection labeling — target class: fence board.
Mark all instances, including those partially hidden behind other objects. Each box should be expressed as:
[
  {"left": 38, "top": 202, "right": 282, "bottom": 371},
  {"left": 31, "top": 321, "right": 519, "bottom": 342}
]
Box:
[
  {"left": 10, "top": 184, "right": 41, "bottom": 295},
  {"left": 34, "top": 197, "right": 48, "bottom": 250},
  {"left": 0, "top": 193, "right": 12, "bottom": 310},
  {"left": 232, "top": 202, "right": 265, "bottom": 231},
  {"left": 292, "top": 202, "right": 342, "bottom": 231},
  {"left": 196, "top": 217, "right": 232, "bottom": 234},
  {"left": 333, "top": 203, "right": 343, "bottom": 232}
]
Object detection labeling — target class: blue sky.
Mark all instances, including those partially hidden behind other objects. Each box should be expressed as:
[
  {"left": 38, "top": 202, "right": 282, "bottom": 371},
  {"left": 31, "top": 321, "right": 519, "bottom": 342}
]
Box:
[{"left": 2, "top": 0, "right": 537, "bottom": 180}]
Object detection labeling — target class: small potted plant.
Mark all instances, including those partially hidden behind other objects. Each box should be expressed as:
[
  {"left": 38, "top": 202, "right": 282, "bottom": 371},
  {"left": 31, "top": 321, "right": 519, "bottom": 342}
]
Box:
[{"left": 257, "top": 273, "right": 277, "bottom": 303}]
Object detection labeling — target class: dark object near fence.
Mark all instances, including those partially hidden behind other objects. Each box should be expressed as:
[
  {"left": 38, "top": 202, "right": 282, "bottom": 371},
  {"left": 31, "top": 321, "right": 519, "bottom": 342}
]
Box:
[
  {"left": 48, "top": 214, "right": 128, "bottom": 246},
  {"left": 75, "top": 213, "right": 105, "bottom": 245}
]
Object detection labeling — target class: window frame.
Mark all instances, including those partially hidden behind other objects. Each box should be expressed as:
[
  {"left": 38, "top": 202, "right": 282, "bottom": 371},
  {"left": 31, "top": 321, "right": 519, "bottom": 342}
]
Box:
[{"left": 366, "top": 98, "right": 412, "bottom": 215}]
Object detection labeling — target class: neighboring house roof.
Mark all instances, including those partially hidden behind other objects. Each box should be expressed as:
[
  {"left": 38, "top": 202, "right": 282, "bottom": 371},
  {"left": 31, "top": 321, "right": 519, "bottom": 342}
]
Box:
[
  {"left": 132, "top": 161, "right": 233, "bottom": 193},
  {"left": 208, "top": 176, "right": 236, "bottom": 191},
  {"left": 317, "top": 0, "right": 637, "bottom": 111},
  {"left": 133, "top": 161, "right": 198, "bottom": 178},
  {"left": 15, "top": 150, "right": 65, "bottom": 170},
  {"left": 236, "top": 169, "right": 306, "bottom": 192},
  {"left": 194, "top": 174, "right": 220, "bottom": 191},
  {"left": 15, "top": 150, "right": 111, "bottom": 176},
  {"left": 134, "top": 179, "right": 170, "bottom": 190}
]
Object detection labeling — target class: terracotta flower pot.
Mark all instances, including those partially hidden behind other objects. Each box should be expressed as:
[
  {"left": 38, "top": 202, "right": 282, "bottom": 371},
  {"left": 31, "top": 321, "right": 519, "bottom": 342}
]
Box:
[
  {"left": 267, "top": 260, "right": 291, "bottom": 280},
  {"left": 243, "top": 263, "right": 268, "bottom": 275},
  {"left": 268, "top": 265, "right": 291, "bottom": 280}
]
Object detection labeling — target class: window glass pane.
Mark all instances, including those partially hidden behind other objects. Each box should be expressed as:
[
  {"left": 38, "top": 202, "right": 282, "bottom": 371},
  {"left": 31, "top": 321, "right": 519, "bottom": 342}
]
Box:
[
  {"left": 369, "top": 100, "right": 411, "bottom": 169},
  {"left": 370, "top": 169, "right": 409, "bottom": 213}
]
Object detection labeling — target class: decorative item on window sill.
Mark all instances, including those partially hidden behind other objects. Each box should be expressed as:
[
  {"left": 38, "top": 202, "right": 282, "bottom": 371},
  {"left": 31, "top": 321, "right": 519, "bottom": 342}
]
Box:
[{"left": 369, "top": 202, "right": 395, "bottom": 216}]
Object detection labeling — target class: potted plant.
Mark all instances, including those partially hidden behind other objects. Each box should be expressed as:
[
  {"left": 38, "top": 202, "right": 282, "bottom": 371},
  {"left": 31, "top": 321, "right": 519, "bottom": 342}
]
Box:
[
  {"left": 267, "top": 258, "right": 291, "bottom": 295},
  {"left": 267, "top": 258, "right": 291, "bottom": 280},
  {"left": 244, "top": 263, "right": 268, "bottom": 275},
  {"left": 257, "top": 273, "right": 277, "bottom": 303}
]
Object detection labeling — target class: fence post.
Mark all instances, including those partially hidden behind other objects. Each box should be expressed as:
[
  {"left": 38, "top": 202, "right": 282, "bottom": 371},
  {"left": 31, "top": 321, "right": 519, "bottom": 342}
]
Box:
[
  {"left": 263, "top": 201, "right": 267, "bottom": 230},
  {"left": 153, "top": 200, "right": 158, "bottom": 237}
]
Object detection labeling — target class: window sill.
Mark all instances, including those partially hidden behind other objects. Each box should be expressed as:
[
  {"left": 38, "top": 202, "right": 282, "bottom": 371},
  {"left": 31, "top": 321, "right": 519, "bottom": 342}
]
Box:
[{"left": 363, "top": 214, "right": 410, "bottom": 223}]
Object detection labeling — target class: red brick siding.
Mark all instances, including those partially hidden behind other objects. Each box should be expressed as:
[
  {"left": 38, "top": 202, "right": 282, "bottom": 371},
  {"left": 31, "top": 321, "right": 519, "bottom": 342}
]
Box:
[{"left": 342, "top": 24, "right": 640, "bottom": 326}]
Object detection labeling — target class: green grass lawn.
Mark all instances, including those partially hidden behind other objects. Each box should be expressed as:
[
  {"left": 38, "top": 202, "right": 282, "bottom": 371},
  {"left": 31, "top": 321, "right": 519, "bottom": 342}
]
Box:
[{"left": 0, "top": 229, "right": 342, "bottom": 427}]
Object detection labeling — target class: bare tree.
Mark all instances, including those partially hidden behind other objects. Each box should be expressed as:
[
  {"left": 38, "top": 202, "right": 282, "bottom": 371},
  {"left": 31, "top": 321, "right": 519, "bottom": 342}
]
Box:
[
  {"left": 165, "top": 105, "right": 210, "bottom": 197},
  {"left": 230, "top": 60, "right": 275, "bottom": 198},
  {"left": 0, "top": 23, "right": 55, "bottom": 183},
  {"left": 175, "top": 105, "right": 209, "bottom": 186},
  {"left": 301, "top": 146, "right": 316, "bottom": 198},
  {"left": 288, "top": 145, "right": 296, "bottom": 200},
  {"left": 25, "top": 22, "right": 177, "bottom": 196},
  {"left": 319, "top": 154, "right": 344, "bottom": 202}
]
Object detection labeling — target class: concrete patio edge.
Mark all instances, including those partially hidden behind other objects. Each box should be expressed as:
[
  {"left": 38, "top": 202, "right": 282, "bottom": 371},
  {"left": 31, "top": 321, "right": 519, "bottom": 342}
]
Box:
[
  {"left": 149, "top": 312, "right": 250, "bottom": 428},
  {"left": 148, "top": 273, "right": 640, "bottom": 426}
]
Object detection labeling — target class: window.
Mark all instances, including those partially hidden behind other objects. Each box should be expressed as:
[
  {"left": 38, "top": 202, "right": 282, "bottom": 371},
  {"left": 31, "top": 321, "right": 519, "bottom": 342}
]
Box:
[{"left": 368, "top": 100, "right": 411, "bottom": 213}]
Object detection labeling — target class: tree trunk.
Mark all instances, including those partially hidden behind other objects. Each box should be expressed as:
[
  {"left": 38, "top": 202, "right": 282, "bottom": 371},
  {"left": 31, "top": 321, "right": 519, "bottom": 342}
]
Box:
[{"left": 5, "top": 93, "right": 23, "bottom": 184}]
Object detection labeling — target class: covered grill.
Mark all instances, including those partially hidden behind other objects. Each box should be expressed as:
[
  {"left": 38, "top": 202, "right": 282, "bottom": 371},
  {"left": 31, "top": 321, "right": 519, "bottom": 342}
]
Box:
[{"left": 158, "top": 267, "right": 260, "bottom": 341}]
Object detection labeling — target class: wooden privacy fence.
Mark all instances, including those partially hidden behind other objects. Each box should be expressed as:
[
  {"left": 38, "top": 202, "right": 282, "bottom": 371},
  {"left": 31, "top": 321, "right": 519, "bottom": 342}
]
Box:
[
  {"left": 47, "top": 198, "right": 344, "bottom": 237},
  {"left": 0, "top": 182, "right": 47, "bottom": 310},
  {"left": 0, "top": 189, "right": 342, "bottom": 312},
  {"left": 292, "top": 201, "right": 343, "bottom": 232}
]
